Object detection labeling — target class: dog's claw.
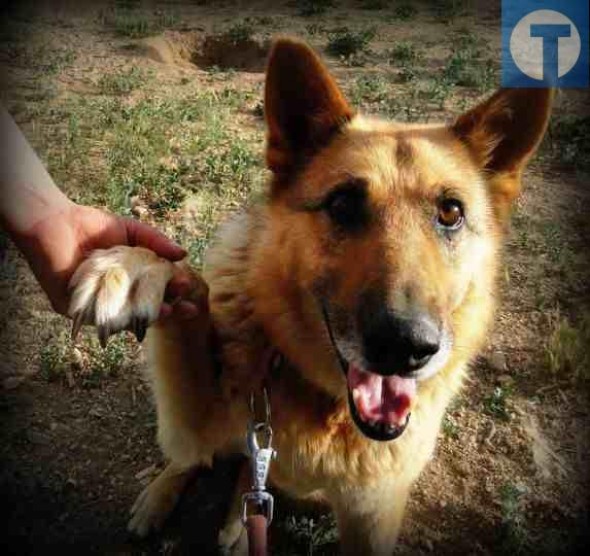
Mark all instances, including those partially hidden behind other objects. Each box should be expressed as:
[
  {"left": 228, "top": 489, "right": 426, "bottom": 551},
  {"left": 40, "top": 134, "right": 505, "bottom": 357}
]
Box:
[
  {"left": 98, "top": 326, "right": 109, "bottom": 349},
  {"left": 133, "top": 317, "right": 148, "bottom": 343},
  {"left": 67, "top": 246, "right": 175, "bottom": 350},
  {"left": 71, "top": 311, "right": 84, "bottom": 342}
]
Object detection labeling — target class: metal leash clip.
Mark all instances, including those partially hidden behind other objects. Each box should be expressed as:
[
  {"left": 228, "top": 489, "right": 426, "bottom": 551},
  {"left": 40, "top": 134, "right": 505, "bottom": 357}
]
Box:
[{"left": 242, "top": 388, "right": 276, "bottom": 525}]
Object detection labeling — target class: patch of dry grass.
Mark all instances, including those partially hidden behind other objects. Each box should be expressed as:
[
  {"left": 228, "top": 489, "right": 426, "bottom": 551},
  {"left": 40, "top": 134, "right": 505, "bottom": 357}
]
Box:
[{"left": 544, "top": 310, "right": 590, "bottom": 384}]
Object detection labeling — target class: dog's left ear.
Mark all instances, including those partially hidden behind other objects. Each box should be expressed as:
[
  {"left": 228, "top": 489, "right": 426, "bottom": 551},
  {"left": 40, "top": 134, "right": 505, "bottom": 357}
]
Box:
[
  {"left": 264, "top": 38, "right": 354, "bottom": 178},
  {"left": 452, "top": 88, "right": 554, "bottom": 220}
]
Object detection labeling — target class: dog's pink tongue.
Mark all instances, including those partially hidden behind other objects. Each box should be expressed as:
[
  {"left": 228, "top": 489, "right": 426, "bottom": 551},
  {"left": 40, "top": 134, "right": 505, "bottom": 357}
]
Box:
[{"left": 348, "top": 364, "right": 416, "bottom": 426}]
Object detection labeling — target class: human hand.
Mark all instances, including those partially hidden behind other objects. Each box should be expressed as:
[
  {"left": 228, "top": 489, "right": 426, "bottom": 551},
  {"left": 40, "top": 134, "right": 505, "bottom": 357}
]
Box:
[
  {"left": 0, "top": 108, "right": 200, "bottom": 321},
  {"left": 12, "top": 200, "right": 200, "bottom": 319}
]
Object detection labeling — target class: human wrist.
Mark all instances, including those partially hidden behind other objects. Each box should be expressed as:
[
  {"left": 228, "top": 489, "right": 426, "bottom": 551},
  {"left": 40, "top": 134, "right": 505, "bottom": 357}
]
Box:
[{"left": 1, "top": 186, "right": 74, "bottom": 243}]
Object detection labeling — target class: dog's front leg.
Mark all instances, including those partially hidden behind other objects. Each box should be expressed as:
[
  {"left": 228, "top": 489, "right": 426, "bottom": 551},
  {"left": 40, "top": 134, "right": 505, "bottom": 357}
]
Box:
[
  {"left": 128, "top": 461, "right": 199, "bottom": 537},
  {"left": 332, "top": 481, "right": 410, "bottom": 556}
]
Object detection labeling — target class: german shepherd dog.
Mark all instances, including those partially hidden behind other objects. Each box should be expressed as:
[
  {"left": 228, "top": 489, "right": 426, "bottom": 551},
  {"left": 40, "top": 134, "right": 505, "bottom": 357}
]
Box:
[{"left": 68, "top": 39, "right": 553, "bottom": 554}]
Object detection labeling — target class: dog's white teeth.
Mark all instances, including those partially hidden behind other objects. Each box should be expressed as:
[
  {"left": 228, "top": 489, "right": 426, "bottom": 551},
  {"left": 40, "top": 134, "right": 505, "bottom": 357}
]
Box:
[{"left": 352, "top": 388, "right": 361, "bottom": 402}]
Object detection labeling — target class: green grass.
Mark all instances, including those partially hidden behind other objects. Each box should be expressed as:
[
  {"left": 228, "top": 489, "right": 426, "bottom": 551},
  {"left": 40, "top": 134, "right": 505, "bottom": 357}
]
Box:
[
  {"left": 413, "top": 40, "right": 495, "bottom": 106},
  {"left": 499, "top": 483, "right": 529, "bottom": 554},
  {"left": 5, "top": 43, "right": 75, "bottom": 74},
  {"left": 435, "top": 29, "right": 497, "bottom": 90},
  {"left": 278, "top": 514, "right": 339, "bottom": 555},
  {"left": 543, "top": 115, "right": 590, "bottom": 170},
  {"left": 392, "top": 3, "right": 417, "bottom": 20},
  {"left": 387, "top": 41, "right": 421, "bottom": 65},
  {"left": 357, "top": 0, "right": 387, "bottom": 9},
  {"left": 346, "top": 75, "right": 427, "bottom": 122},
  {"left": 102, "top": 94, "right": 259, "bottom": 214},
  {"left": 177, "top": 195, "right": 218, "bottom": 268},
  {"left": 453, "top": 27, "right": 484, "bottom": 50},
  {"left": 511, "top": 209, "right": 586, "bottom": 292},
  {"left": 245, "top": 15, "right": 282, "bottom": 28},
  {"left": 306, "top": 23, "right": 327, "bottom": 36},
  {"left": 39, "top": 339, "right": 71, "bottom": 383},
  {"left": 203, "top": 140, "right": 259, "bottom": 191},
  {"left": 225, "top": 20, "right": 255, "bottom": 43},
  {"left": 92, "top": 86, "right": 261, "bottom": 264},
  {"left": 36, "top": 81, "right": 262, "bottom": 235},
  {"left": 442, "top": 413, "right": 460, "bottom": 439},
  {"left": 442, "top": 50, "right": 496, "bottom": 89},
  {"left": 100, "top": 7, "right": 178, "bottom": 38},
  {"left": 387, "top": 42, "right": 423, "bottom": 82},
  {"left": 432, "top": 0, "right": 470, "bottom": 21},
  {"left": 348, "top": 74, "right": 390, "bottom": 105},
  {"left": 483, "top": 386, "right": 512, "bottom": 421},
  {"left": 544, "top": 310, "right": 590, "bottom": 384},
  {"left": 388, "top": 31, "right": 496, "bottom": 110},
  {"left": 40, "top": 331, "right": 129, "bottom": 388},
  {"left": 398, "top": 64, "right": 419, "bottom": 83},
  {"left": 297, "top": 0, "right": 336, "bottom": 17},
  {"left": 97, "top": 67, "right": 147, "bottom": 95},
  {"left": 419, "top": 76, "right": 453, "bottom": 109},
  {"left": 326, "top": 27, "right": 376, "bottom": 59}
]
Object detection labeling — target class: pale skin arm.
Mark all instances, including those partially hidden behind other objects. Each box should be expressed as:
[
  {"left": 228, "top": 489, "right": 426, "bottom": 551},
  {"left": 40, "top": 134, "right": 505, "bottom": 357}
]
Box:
[{"left": 0, "top": 106, "right": 198, "bottom": 318}]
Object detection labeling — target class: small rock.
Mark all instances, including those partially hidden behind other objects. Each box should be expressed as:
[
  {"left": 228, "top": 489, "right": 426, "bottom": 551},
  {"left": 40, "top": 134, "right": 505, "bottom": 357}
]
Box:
[
  {"left": 497, "top": 373, "right": 514, "bottom": 385},
  {"left": 50, "top": 422, "right": 58, "bottom": 431},
  {"left": 488, "top": 351, "right": 508, "bottom": 372},
  {"left": 131, "top": 205, "right": 148, "bottom": 218},
  {"left": 3, "top": 376, "right": 25, "bottom": 390}
]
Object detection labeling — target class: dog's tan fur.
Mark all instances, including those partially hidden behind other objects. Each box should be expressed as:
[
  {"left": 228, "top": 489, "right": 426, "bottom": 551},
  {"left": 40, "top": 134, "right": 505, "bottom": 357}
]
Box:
[{"left": 69, "top": 39, "right": 553, "bottom": 554}]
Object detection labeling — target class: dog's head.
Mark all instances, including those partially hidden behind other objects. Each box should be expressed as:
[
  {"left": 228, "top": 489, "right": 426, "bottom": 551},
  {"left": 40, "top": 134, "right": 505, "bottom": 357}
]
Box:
[{"left": 257, "top": 39, "right": 553, "bottom": 441}]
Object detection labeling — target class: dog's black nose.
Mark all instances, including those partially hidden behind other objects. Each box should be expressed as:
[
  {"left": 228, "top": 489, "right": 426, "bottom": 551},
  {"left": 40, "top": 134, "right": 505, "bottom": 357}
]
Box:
[{"left": 360, "top": 306, "right": 441, "bottom": 376}]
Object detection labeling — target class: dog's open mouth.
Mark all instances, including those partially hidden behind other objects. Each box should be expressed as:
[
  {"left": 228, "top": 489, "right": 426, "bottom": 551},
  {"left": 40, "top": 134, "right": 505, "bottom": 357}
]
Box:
[
  {"left": 346, "top": 364, "right": 415, "bottom": 441},
  {"left": 320, "top": 303, "right": 417, "bottom": 442}
]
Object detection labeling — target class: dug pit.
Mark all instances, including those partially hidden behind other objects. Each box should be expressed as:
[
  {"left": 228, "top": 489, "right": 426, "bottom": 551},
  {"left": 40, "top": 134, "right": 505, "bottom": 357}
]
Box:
[{"left": 137, "top": 30, "right": 270, "bottom": 72}]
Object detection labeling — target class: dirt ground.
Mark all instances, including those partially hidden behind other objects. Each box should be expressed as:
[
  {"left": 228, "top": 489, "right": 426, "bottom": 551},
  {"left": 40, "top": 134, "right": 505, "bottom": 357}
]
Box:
[{"left": 1, "top": 1, "right": 589, "bottom": 554}]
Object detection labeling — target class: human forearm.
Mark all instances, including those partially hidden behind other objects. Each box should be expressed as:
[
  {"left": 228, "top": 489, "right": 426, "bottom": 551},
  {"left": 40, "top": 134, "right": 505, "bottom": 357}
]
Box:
[{"left": 0, "top": 105, "right": 72, "bottom": 237}]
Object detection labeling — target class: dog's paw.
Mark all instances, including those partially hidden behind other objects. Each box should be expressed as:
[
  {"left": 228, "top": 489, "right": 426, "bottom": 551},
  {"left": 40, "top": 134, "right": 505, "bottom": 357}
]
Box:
[
  {"left": 68, "top": 246, "right": 174, "bottom": 346},
  {"left": 218, "top": 519, "right": 247, "bottom": 555},
  {"left": 127, "top": 479, "right": 180, "bottom": 538}
]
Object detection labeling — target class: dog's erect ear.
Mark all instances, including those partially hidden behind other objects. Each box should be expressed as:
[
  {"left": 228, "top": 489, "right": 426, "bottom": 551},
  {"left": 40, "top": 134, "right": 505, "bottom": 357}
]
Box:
[
  {"left": 452, "top": 88, "right": 554, "bottom": 219},
  {"left": 265, "top": 38, "right": 353, "bottom": 177}
]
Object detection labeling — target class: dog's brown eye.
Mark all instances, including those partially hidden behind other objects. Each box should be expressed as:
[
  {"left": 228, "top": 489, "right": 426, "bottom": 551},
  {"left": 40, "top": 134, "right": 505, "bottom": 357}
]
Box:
[
  {"left": 437, "top": 199, "right": 464, "bottom": 230},
  {"left": 324, "top": 184, "right": 368, "bottom": 232}
]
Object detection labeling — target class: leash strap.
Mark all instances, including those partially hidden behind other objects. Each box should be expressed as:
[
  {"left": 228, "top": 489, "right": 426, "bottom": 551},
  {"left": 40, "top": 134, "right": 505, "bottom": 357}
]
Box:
[
  {"left": 242, "top": 387, "right": 276, "bottom": 555},
  {"left": 246, "top": 514, "right": 269, "bottom": 556},
  {"left": 240, "top": 306, "right": 343, "bottom": 555}
]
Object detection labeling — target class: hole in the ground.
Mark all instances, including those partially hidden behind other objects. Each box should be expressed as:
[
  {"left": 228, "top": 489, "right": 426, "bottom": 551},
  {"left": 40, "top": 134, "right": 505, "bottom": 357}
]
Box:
[
  {"left": 136, "top": 31, "right": 270, "bottom": 72},
  {"left": 192, "top": 33, "right": 270, "bottom": 72}
]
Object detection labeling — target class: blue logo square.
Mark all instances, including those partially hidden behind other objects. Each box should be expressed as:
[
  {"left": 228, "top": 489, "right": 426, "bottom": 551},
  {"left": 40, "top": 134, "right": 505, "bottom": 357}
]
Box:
[{"left": 502, "top": 0, "right": 589, "bottom": 88}]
